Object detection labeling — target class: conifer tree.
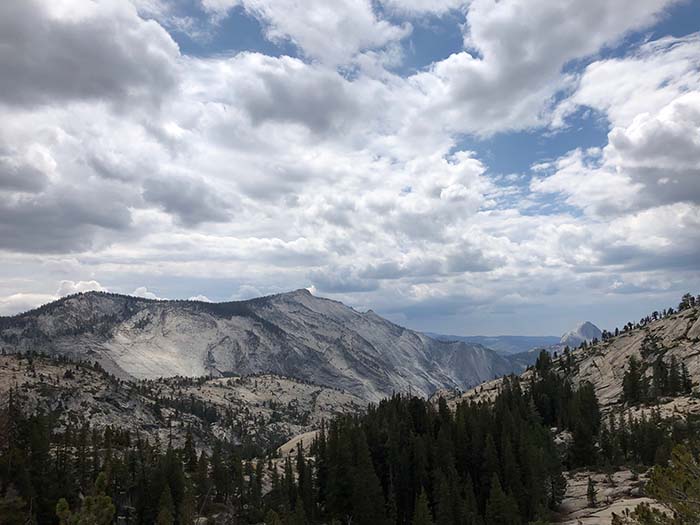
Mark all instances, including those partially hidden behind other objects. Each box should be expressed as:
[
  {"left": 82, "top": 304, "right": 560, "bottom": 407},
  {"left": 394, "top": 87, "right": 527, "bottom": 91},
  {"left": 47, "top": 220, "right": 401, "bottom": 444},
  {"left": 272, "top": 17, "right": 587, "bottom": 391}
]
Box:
[
  {"left": 55, "top": 473, "right": 115, "bottom": 525},
  {"left": 0, "top": 486, "right": 28, "bottom": 525},
  {"left": 484, "top": 475, "right": 519, "bottom": 525},
  {"left": 622, "top": 356, "right": 647, "bottom": 404},
  {"left": 265, "top": 509, "right": 283, "bottom": 525},
  {"left": 569, "top": 421, "right": 597, "bottom": 468},
  {"left": 179, "top": 478, "right": 196, "bottom": 525},
  {"left": 195, "top": 451, "right": 211, "bottom": 510},
  {"left": 667, "top": 355, "right": 680, "bottom": 395},
  {"left": 460, "top": 475, "right": 479, "bottom": 525},
  {"left": 291, "top": 503, "right": 307, "bottom": 525},
  {"left": 412, "top": 490, "right": 434, "bottom": 525},
  {"left": 351, "top": 429, "right": 386, "bottom": 524},
  {"left": 586, "top": 477, "right": 597, "bottom": 508},
  {"left": 156, "top": 485, "right": 175, "bottom": 525},
  {"left": 385, "top": 478, "right": 398, "bottom": 525},
  {"left": 183, "top": 427, "right": 198, "bottom": 473},
  {"left": 681, "top": 362, "right": 693, "bottom": 394}
]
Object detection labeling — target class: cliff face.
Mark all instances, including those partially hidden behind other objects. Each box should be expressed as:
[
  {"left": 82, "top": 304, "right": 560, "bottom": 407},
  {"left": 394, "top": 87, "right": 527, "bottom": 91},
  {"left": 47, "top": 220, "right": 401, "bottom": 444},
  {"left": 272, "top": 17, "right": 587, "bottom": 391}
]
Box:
[{"left": 0, "top": 290, "right": 517, "bottom": 402}]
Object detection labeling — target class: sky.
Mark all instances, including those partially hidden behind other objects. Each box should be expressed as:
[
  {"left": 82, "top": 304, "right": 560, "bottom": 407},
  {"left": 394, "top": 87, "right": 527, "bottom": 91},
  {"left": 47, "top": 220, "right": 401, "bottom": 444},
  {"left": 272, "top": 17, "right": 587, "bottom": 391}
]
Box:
[{"left": 0, "top": 0, "right": 699, "bottom": 336}]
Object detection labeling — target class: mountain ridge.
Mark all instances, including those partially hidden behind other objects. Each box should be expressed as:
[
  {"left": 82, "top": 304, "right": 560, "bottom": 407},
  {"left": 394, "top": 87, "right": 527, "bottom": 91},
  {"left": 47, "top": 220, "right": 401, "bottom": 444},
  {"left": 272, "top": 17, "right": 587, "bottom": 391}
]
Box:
[
  {"left": 451, "top": 303, "right": 700, "bottom": 413},
  {"left": 0, "top": 289, "right": 524, "bottom": 402},
  {"left": 426, "top": 332, "right": 561, "bottom": 355}
]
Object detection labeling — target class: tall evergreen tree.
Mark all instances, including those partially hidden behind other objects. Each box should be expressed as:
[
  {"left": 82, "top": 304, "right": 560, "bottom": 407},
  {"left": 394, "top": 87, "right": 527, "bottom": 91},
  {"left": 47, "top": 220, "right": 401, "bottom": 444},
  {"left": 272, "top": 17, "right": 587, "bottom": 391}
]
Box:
[
  {"left": 411, "top": 490, "right": 433, "bottom": 525},
  {"left": 156, "top": 485, "right": 175, "bottom": 525},
  {"left": 484, "top": 475, "right": 519, "bottom": 525},
  {"left": 351, "top": 429, "right": 386, "bottom": 524}
]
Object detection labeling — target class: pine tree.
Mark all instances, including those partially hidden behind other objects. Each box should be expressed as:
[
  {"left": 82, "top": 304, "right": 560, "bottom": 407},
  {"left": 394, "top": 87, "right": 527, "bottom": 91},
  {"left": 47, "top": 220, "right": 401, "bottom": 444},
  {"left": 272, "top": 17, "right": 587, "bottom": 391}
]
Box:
[
  {"left": 265, "top": 509, "right": 283, "bottom": 525},
  {"left": 56, "top": 498, "right": 71, "bottom": 525},
  {"left": 385, "top": 478, "right": 398, "bottom": 525},
  {"left": 668, "top": 355, "right": 681, "bottom": 395},
  {"left": 291, "top": 503, "right": 307, "bottom": 525},
  {"left": 183, "top": 427, "right": 198, "bottom": 473},
  {"left": 484, "top": 475, "right": 519, "bottom": 525},
  {"left": 0, "top": 486, "right": 28, "bottom": 525},
  {"left": 587, "top": 477, "right": 597, "bottom": 508},
  {"left": 651, "top": 358, "right": 667, "bottom": 399},
  {"left": 645, "top": 444, "right": 700, "bottom": 521},
  {"left": 195, "top": 451, "right": 211, "bottom": 510},
  {"left": 179, "top": 478, "right": 196, "bottom": 525},
  {"left": 622, "top": 356, "right": 647, "bottom": 404},
  {"left": 57, "top": 473, "right": 115, "bottom": 525},
  {"left": 284, "top": 455, "right": 297, "bottom": 511},
  {"left": 211, "top": 441, "right": 228, "bottom": 502},
  {"left": 460, "top": 475, "right": 479, "bottom": 525},
  {"left": 681, "top": 362, "right": 693, "bottom": 394},
  {"left": 569, "top": 420, "right": 597, "bottom": 468},
  {"left": 351, "top": 429, "right": 386, "bottom": 524},
  {"left": 412, "top": 490, "right": 434, "bottom": 525},
  {"left": 156, "top": 485, "right": 175, "bottom": 525}
]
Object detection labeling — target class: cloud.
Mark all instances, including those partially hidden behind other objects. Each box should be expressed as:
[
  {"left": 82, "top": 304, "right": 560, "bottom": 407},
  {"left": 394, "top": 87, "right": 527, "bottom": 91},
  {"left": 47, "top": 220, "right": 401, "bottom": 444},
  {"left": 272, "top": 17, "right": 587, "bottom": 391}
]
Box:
[
  {"left": 231, "top": 285, "right": 263, "bottom": 300},
  {"left": 0, "top": 0, "right": 179, "bottom": 108},
  {"left": 412, "top": 0, "right": 679, "bottom": 135},
  {"left": 188, "top": 294, "right": 212, "bottom": 302},
  {"left": 535, "top": 35, "right": 700, "bottom": 215},
  {"left": 192, "top": 53, "right": 363, "bottom": 134},
  {"left": 142, "top": 175, "right": 232, "bottom": 226},
  {"left": 0, "top": 183, "right": 134, "bottom": 253},
  {"left": 309, "top": 267, "right": 379, "bottom": 293},
  {"left": 605, "top": 92, "right": 700, "bottom": 207},
  {"left": 201, "top": 0, "right": 411, "bottom": 65},
  {"left": 380, "top": 0, "right": 466, "bottom": 16},
  {"left": 555, "top": 33, "right": 700, "bottom": 128},
  {"left": 57, "top": 280, "right": 107, "bottom": 296},
  {"left": 132, "top": 286, "right": 161, "bottom": 299},
  {"left": 0, "top": 292, "right": 58, "bottom": 316},
  {"left": 0, "top": 157, "right": 49, "bottom": 193}
]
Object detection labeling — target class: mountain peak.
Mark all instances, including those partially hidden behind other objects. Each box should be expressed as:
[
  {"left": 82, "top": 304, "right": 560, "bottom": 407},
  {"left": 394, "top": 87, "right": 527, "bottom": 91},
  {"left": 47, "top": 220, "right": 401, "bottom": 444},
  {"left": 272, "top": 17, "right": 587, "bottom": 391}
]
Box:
[
  {"left": 0, "top": 287, "right": 522, "bottom": 402},
  {"left": 560, "top": 320, "right": 602, "bottom": 347}
]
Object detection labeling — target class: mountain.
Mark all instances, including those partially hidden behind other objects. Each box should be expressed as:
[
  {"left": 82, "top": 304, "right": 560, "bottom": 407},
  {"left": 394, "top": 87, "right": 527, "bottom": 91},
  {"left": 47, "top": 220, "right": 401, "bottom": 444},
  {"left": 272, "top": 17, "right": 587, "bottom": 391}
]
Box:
[
  {"left": 0, "top": 290, "right": 521, "bottom": 402},
  {"left": 454, "top": 304, "right": 700, "bottom": 412},
  {"left": 428, "top": 321, "right": 602, "bottom": 357},
  {"left": 426, "top": 333, "right": 560, "bottom": 355},
  {"left": 559, "top": 320, "right": 602, "bottom": 348}
]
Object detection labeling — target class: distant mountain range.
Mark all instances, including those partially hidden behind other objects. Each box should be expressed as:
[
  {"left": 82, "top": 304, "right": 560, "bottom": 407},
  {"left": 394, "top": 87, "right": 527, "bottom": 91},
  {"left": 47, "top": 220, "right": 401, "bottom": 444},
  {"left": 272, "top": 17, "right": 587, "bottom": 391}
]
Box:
[
  {"left": 453, "top": 304, "right": 700, "bottom": 412},
  {"left": 0, "top": 290, "right": 533, "bottom": 402},
  {"left": 426, "top": 333, "right": 561, "bottom": 355},
  {"left": 428, "top": 319, "right": 603, "bottom": 356}
]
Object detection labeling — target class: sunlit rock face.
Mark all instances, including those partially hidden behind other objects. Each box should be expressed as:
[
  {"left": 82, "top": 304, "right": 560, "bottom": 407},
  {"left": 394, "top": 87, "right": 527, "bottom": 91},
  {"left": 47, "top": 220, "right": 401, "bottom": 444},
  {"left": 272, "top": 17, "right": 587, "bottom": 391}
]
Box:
[{"left": 560, "top": 321, "right": 603, "bottom": 348}]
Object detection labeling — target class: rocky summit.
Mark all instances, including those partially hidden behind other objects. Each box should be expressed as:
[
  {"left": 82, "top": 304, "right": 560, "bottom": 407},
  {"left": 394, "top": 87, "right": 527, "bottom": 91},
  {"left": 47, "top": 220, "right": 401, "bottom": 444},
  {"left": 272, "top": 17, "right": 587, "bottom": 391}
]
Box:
[{"left": 559, "top": 320, "right": 603, "bottom": 349}]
